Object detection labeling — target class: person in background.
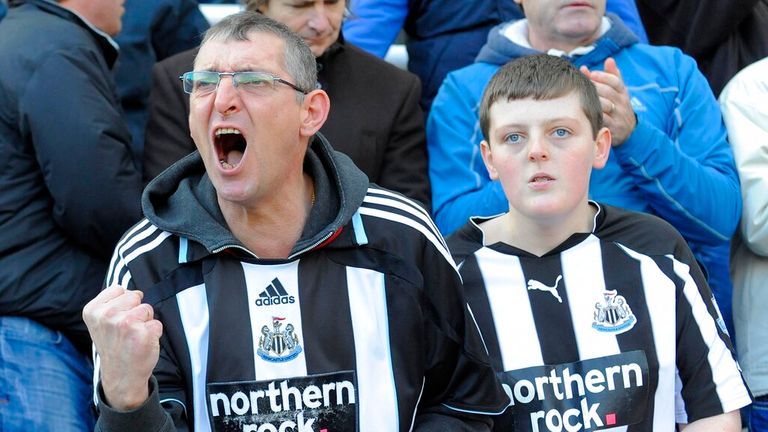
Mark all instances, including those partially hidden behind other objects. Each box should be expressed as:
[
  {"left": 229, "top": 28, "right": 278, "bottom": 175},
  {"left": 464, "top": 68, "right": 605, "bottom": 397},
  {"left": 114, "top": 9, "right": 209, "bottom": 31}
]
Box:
[
  {"left": 449, "top": 53, "right": 750, "bottom": 431},
  {"left": 142, "top": 0, "right": 431, "bottom": 209},
  {"left": 0, "top": 0, "right": 7, "bottom": 20},
  {"left": 720, "top": 56, "right": 768, "bottom": 432},
  {"left": 427, "top": 0, "right": 741, "bottom": 342},
  {"left": 84, "top": 12, "right": 508, "bottom": 431},
  {"left": 637, "top": 0, "right": 768, "bottom": 96},
  {"left": 342, "top": 0, "right": 648, "bottom": 112},
  {"left": 0, "top": 0, "right": 142, "bottom": 430},
  {"left": 113, "top": 0, "right": 209, "bottom": 168}
]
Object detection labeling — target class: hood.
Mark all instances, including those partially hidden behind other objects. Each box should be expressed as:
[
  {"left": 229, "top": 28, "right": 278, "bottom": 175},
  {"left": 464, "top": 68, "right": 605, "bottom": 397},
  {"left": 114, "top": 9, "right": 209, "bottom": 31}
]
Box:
[
  {"left": 142, "top": 133, "right": 369, "bottom": 259},
  {"left": 475, "top": 13, "right": 640, "bottom": 66}
]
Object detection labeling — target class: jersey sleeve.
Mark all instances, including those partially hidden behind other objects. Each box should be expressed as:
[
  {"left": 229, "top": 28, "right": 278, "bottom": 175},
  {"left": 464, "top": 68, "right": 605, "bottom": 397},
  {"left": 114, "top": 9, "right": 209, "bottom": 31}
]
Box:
[
  {"left": 415, "top": 228, "right": 509, "bottom": 423},
  {"left": 668, "top": 246, "right": 752, "bottom": 422}
]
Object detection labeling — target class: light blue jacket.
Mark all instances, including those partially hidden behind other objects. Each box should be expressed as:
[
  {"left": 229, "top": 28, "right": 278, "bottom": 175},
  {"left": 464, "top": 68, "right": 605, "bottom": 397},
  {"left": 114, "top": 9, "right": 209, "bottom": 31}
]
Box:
[{"left": 427, "top": 14, "right": 741, "bottom": 334}]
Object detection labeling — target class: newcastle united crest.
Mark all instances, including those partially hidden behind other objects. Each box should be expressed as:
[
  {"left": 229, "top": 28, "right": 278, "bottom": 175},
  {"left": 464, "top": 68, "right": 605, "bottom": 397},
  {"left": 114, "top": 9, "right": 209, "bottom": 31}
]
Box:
[
  {"left": 592, "top": 290, "right": 636, "bottom": 334},
  {"left": 257, "top": 317, "right": 303, "bottom": 363}
]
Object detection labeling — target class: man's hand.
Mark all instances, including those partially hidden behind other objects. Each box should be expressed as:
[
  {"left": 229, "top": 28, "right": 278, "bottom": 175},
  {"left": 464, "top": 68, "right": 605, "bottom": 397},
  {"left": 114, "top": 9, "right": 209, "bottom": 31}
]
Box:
[
  {"left": 581, "top": 58, "right": 637, "bottom": 146},
  {"left": 83, "top": 285, "right": 163, "bottom": 411}
]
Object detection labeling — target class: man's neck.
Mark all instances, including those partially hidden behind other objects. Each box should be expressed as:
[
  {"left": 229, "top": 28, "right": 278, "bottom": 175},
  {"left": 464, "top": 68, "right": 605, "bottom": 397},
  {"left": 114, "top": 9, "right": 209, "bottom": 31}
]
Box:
[{"left": 219, "top": 174, "right": 315, "bottom": 259}]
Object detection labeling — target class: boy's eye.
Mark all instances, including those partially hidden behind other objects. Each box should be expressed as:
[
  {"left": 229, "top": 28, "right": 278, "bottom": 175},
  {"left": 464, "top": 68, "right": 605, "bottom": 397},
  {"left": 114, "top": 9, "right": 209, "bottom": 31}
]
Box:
[
  {"left": 504, "top": 133, "right": 522, "bottom": 143},
  {"left": 553, "top": 128, "right": 570, "bottom": 137}
]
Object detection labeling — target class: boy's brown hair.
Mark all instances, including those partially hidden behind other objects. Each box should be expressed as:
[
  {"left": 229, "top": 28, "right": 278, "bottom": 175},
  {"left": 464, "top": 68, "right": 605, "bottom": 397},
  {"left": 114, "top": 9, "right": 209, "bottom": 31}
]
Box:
[{"left": 479, "top": 54, "right": 603, "bottom": 142}]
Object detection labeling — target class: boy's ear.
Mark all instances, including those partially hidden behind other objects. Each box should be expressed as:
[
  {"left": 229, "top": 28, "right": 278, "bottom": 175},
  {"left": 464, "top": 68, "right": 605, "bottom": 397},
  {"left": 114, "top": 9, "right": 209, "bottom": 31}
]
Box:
[
  {"left": 592, "top": 127, "right": 611, "bottom": 169},
  {"left": 480, "top": 140, "right": 499, "bottom": 180},
  {"left": 299, "top": 89, "right": 330, "bottom": 138}
]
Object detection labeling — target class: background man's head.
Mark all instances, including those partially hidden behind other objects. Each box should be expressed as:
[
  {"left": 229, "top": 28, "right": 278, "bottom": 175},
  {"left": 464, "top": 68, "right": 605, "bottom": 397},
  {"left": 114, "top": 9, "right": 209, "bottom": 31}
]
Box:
[
  {"left": 58, "top": 0, "right": 125, "bottom": 36},
  {"left": 514, "top": 0, "right": 606, "bottom": 52},
  {"left": 479, "top": 54, "right": 603, "bottom": 142},
  {"left": 244, "top": 0, "right": 346, "bottom": 57}
]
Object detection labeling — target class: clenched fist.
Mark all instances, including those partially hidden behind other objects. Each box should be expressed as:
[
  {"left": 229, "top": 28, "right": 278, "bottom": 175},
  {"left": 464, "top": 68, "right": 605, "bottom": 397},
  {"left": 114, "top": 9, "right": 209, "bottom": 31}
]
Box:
[{"left": 83, "top": 285, "right": 163, "bottom": 410}]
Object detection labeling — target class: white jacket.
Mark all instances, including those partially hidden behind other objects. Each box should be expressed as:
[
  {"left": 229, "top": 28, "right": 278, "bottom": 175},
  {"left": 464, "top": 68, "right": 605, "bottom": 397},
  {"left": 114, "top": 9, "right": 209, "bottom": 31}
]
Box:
[{"left": 720, "top": 56, "right": 768, "bottom": 398}]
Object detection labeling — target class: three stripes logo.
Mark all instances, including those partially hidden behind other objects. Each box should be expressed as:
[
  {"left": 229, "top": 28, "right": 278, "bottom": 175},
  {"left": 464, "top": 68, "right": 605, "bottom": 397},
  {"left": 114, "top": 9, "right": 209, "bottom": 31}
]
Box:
[{"left": 255, "top": 278, "right": 296, "bottom": 307}]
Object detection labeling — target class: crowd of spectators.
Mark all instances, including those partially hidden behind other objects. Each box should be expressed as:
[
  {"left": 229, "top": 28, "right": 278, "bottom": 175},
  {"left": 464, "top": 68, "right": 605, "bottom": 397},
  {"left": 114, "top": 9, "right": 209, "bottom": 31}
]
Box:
[{"left": 1, "top": 0, "right": 767, "bottom": 430}]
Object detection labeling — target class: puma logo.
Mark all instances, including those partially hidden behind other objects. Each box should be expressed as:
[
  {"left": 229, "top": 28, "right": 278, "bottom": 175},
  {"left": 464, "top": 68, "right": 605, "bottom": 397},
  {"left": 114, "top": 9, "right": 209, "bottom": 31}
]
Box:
[{"left": 527, "top": 275, "right": 563, "bottom": 303}]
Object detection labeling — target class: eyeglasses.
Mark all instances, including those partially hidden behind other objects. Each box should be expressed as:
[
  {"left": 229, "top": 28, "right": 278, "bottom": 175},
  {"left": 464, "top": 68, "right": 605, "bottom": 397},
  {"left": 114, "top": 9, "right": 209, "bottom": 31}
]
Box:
[{"left": 179, "top": 71, "right": 309, "bottom": 96}]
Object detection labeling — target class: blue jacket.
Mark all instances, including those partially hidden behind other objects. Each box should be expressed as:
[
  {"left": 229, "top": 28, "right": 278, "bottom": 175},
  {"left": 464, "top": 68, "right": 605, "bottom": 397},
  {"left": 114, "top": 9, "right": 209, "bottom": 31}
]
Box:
[
  {"left": 427, "top": 14, "right": 741, "bottom": 333},
  {"left": 342, "top": 0, "right": 648, "bottom": 112},
  {"left": 0, "top": 0, "right": 142, "bottom": 351}
]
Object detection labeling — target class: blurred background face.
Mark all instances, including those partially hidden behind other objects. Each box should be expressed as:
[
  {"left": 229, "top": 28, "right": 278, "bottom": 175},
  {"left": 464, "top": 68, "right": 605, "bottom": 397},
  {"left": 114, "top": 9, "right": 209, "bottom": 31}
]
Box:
[
  {"left": 258, "top": 0, "right": 346, "bottom": 57},
  {"left": 517, "top": 0, "right": 605, "bottom": 46},
  {"left": 60, "top": 0, "right": 125, "bottom": 36}
]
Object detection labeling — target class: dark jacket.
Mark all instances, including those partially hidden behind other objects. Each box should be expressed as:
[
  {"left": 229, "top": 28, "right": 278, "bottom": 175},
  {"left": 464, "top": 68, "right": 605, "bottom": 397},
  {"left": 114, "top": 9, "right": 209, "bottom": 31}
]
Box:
[
  {"left": 637, "top": 0, "right": 768, "bottom": 96},
  {"left": 0, "top": 0, "right": 142, "bottom": 351},
  {"left": 96, "top": 134, "right": 507, "bottom": 431},
  {"left": 143, "top": 37, "right": 431, "bottom": 209},
  {"left": 113, "top": 0, "right": 209, "bottom": 164}
]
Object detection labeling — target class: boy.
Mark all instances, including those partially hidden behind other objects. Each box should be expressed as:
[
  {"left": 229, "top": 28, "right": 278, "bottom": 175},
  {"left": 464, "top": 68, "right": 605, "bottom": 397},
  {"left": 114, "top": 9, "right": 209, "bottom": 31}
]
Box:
[{"left": 448, "top": 54, "right": 751, "bottom": 431}]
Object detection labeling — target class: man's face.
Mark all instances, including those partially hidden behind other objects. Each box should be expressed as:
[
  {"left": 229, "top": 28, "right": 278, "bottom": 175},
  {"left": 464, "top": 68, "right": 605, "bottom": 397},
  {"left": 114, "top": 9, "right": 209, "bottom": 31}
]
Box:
[
  {"left": 258, "top": 0, "right": 345, "bottom": 57},
  {"left": 189, "top": 32, "right": 309, "bottom": 206},
  {"left": 517, "top": 0, "right": 605, "bottom": 46},
  {"left": 481, "top": 92, "right": 609, "bottom": 222}
]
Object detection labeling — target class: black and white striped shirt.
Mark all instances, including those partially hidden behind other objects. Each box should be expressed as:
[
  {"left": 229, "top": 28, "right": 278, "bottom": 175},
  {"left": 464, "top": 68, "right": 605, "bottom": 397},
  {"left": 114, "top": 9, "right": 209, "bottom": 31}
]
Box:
[
  {"left": 98, "top": 186, "right": 507, "bottom": 431},
  {"left": 448, "top": 203, "right": 751, "bottom": 431}
]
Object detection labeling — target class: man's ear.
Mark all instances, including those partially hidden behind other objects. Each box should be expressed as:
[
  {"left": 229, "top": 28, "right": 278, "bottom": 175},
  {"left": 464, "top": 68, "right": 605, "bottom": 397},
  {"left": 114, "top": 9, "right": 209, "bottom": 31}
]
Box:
[
  {"left": 299, "top": 89, "right": 330, "bottom": 138},
  {"left": 480, "top": 140, "right": 499, "bottom": 180},
  {"left": 592, "top": 126, "right": 611, "bottom": 169}
]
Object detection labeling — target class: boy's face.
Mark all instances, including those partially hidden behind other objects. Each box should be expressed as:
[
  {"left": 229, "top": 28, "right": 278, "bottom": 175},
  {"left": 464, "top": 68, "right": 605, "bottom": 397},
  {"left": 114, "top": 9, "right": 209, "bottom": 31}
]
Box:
[{"left": 481, "top": 92, "right": 610, "bottom": 222}]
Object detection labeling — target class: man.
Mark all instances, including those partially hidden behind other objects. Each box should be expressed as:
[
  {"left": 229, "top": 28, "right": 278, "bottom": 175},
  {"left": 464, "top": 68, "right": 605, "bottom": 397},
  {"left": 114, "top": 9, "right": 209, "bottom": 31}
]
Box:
[
  {"left": 637, "top": 0, "right": 768, "bottom": 96},
  {"left": 427, "top": 0, "right": 741, "bottom": 339},
  {"left": 84, "top": 12, "right": 507, "bottom": 431},
  {"left": 720, "top": 57, "right": 768, "bottom": 431},
  {"left": 143, "top": 0, "right": 430, "bottom": 209},
  {"left": 449, "top": 54, "right": 750, "bottom": 431},
  {"left": 342, "top": 0, "right": 648, "bottom": 112},
  {"left": 0, "top": 0, "right": 142, "bottom": 430}
]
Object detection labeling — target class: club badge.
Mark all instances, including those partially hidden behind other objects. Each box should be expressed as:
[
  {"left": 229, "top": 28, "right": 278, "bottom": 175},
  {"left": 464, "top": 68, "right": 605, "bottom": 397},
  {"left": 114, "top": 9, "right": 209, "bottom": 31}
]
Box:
[
  {"left": 257, "top": 316, "right": 303, "bottom": 363},
  {"left": 592, "top": 290, "right": 636, "bottom": 334}
]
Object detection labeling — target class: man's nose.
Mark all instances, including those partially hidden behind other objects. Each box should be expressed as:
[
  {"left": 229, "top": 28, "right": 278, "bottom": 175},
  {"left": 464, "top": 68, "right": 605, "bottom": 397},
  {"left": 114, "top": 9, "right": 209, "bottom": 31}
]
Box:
[
  {"left": 307, "top": 4, "right": 332, "bottom": 34},
  {"left": 213, "top": 75, "right": 240, "bottom": 115}
]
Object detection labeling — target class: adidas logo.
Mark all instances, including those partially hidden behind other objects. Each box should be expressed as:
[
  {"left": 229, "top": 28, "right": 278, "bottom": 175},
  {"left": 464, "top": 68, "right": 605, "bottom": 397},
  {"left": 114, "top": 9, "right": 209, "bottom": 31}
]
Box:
[{"left": 255, "top": 278, "right": 296, "bottom": 307}]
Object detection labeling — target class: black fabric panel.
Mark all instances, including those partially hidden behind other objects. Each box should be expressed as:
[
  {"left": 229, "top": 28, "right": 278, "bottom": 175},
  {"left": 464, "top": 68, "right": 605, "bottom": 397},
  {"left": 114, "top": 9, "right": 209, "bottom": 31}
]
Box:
[
  {"left": 520, "top": 255, "right": 578, "bottom": 365},
  {"left": 204, "top": 256, "right": 255, "bottom": 383},
  {"left": 297, "top": 251, "right": 357, "bottom": 375},
  {"left": 604, "top": 244, "right": 659, "bottom": 431}
]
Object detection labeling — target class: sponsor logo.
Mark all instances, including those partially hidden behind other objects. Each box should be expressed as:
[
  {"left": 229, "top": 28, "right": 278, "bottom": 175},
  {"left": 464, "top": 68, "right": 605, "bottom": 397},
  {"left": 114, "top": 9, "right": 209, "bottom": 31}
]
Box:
[
  {"left": 592, "top": 290, "right": 636, "bottom": 334},
  {"left": 257, "top": 317, "right": 303, "bottom": 363},
  {"left": 208, "top": 371, "right": 357, "bottom": 432},
  {"left": 498, "top": 351, "right": 650, "bottom": 431},
  {"left": 255, "top": 278, "right": 296, "bottom": 307},
  {"left": 711, "top": 294, "right": 729, "bottom": 336},
  {"left": 630, "top": 96, "right": 646, "bottom": 112},
  {"left": 527, "top": 275, "right": 564, "bottom": 303}
]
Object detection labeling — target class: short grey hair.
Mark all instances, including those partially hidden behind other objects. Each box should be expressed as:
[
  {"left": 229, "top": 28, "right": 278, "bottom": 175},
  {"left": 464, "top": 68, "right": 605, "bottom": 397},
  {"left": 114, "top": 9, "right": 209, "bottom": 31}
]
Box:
[{"left": 200, "top": 11, "right": 317, "bottom": 94}]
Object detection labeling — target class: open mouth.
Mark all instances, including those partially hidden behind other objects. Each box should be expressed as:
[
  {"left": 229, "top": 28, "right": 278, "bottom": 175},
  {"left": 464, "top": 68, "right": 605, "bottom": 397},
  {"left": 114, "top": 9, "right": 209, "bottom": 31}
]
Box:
[
  {"left": 530, "top": 175, "right": 555, "bottom": 184},
  {"left": 214, "top": 128, "right": 246, "bottom": 170}
]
